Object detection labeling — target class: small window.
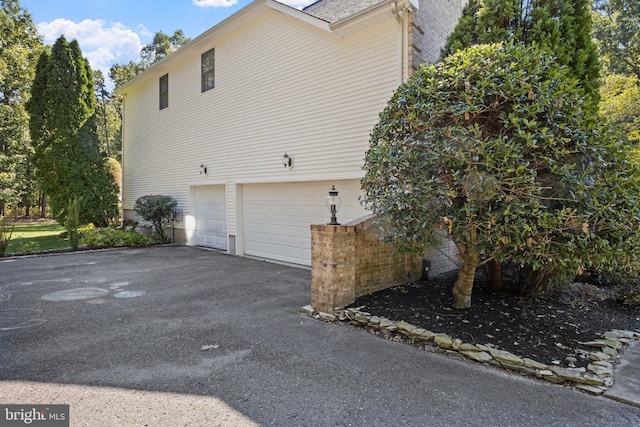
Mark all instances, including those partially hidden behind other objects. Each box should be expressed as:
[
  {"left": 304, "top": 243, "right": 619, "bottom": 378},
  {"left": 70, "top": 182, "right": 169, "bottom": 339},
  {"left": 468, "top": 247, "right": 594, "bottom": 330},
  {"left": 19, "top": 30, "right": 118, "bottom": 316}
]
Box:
[
  {"left": 159, "top": 74, "right": 168, "bottom": 110},
  {"left": 201, "top": 48, "right": 215, "bottom": 92}
]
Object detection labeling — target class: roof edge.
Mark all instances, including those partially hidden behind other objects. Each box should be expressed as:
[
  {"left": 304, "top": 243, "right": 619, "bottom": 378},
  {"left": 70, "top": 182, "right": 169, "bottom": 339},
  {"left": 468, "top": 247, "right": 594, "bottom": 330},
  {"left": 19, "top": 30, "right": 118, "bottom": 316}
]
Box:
[
  {"left": 115, "top": 0, "right": 338, "bottom": 95},
  {"left": 266, "top": 0, "right": 332, "bottom": 32}
]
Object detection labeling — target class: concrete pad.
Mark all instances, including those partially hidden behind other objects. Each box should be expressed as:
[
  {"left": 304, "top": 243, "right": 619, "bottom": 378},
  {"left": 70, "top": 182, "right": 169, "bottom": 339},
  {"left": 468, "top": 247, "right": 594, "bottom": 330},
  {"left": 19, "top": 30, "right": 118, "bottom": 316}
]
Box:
[{"left": 605, "top": 340, "right": 640, "bottom": 408}]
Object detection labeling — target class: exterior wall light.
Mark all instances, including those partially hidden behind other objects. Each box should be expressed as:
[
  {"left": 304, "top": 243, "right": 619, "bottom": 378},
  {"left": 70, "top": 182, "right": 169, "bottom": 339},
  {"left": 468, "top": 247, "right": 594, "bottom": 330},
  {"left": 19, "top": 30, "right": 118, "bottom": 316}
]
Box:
[
  {"left": 326, "top": 185, "right": 341, "bottom": 225},
  {"left": 199, "top": 163, "right": 208, "bottom": 175},
  {"left": 283, "top": 153, "right": 293, "bottom": 168}
]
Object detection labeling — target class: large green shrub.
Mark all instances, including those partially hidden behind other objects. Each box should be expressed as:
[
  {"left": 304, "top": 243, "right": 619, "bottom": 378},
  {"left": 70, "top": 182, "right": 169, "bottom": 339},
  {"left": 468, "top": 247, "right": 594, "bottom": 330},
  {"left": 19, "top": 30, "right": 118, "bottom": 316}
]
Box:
[
  {"left": 133, "top": 195, "right": 178, "bottom": 243},
  {"left": 361, "top": 42, "right": 639, "bottom": 308}
]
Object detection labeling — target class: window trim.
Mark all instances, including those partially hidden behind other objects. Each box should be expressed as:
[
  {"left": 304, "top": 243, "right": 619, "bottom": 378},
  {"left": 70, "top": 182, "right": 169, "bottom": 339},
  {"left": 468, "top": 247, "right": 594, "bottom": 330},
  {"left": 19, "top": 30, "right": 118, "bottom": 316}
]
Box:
[
  {"left": 201, "top": 48, "right": 215, "bottom": 93},
  {"left": 159, "top": 73, "right": 169, "bottom": 110}
]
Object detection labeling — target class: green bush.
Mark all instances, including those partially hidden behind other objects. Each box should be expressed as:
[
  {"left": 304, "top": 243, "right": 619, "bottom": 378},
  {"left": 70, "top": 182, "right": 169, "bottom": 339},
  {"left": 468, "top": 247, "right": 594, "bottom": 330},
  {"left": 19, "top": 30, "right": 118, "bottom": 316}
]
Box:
[
  {"left": 361, "top": 42, "right": 639, "bottom": 308},
  {"left": 133, "top": 195, "right": 178, "bottom": 243},
  {"left": 81, "top": 227, "right": 154, "bottom": 249},
  {"left": 18, "top": 241, "right": 39, "bottom": 255}
]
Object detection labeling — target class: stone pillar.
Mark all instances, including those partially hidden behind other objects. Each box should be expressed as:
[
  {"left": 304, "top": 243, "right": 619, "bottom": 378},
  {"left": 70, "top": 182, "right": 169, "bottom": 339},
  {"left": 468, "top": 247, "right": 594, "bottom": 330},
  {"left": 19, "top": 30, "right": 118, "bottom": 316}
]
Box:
[{"left": 310, "top": 224, "right": 356, "bottom": 313}]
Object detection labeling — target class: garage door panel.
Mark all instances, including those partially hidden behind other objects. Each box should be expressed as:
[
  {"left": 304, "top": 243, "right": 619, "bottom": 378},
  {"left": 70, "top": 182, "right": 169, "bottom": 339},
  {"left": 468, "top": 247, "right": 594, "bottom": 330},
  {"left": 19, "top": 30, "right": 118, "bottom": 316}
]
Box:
[
  {"left": 242, "top": 180, "right": 367, "bottom": 266},
  {"left": 195, "top": 186, "right": 227, "bottom": 250}
]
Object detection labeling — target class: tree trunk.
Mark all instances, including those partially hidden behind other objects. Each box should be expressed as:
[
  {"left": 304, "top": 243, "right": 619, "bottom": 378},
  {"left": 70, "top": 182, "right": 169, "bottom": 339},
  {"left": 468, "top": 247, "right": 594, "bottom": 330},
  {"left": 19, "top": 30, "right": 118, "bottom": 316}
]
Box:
[
  {"left": 40, "top": 193, "right": 46, "bottom": 218},
  {"left": 488, "top": 260, "right": 504, "bottom": 291},
  {"left": 452, "top": 248, "right": 480, "bottom": 309}
]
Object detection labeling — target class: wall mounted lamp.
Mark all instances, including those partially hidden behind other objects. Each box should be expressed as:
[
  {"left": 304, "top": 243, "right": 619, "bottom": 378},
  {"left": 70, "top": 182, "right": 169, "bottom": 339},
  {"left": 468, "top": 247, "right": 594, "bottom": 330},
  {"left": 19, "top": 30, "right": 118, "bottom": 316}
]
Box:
[
  {"left": 282, "top": 153, "right": 293, "bottom": 168},
  {"left": 199, "top": 163, "right": 208, "bottom": 175},
  {"left": 326, "top": 185, "right": 341, "bottom": 225}
]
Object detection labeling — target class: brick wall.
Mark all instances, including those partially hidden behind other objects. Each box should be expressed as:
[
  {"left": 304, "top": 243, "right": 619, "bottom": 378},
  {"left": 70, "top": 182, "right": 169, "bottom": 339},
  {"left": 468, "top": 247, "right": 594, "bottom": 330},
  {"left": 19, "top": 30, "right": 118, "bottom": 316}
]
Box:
[
  {"left": 311, "top": 215, "right": 461, "bottom": 312},
  {"left": 411, "top": 0, "right": 465, "bottom": 69},
  {"left": 352, "top": 215, "right": 422, "bottom": 296},
  {"left": 311, "top": 215, "right": 422, "bottom": 313},
  {"left": 310, "top": 224, "right": 357, "bottom": 313}
]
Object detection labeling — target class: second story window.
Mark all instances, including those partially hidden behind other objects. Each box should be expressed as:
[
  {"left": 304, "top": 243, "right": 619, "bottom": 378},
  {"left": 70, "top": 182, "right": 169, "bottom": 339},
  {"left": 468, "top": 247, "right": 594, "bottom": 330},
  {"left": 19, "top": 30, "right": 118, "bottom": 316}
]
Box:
[
  {"left": 201, "top": 48, "right": 215, "bottom": 92},
  {"left": 159, "top": 74, "right": 169, "bottom": 110}
]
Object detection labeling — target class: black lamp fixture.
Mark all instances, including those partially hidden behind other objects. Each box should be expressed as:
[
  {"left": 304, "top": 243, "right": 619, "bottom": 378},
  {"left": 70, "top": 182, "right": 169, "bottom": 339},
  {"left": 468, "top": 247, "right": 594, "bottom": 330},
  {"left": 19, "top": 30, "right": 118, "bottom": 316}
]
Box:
[
  {"left": 199, "top": 163, "right": 208, "bottom": 175},
  {"left": 326, "top": 185, "right": 341, "bottom": 225},
  {"left": 282, "top": 153, "right": 293, "bottom": 168}
]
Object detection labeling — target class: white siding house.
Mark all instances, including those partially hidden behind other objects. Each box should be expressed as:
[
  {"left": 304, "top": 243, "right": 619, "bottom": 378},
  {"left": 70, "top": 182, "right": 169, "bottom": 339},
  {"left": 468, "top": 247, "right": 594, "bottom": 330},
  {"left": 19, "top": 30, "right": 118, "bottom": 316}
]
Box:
[{"left": 117, "top": 0, "right": 464, "bottom": 267}]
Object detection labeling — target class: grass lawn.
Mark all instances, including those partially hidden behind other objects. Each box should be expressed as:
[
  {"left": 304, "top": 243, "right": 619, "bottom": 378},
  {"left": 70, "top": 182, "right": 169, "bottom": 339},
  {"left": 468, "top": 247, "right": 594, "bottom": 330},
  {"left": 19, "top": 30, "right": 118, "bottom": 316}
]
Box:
[{"left": 5, "top": 219, "right": 69, "bottom": 254}]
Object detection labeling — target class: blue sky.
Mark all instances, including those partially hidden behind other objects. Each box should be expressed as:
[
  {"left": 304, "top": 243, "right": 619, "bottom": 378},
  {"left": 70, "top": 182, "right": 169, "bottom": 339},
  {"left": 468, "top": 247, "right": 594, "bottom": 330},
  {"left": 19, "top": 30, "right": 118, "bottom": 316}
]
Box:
[{"left": 20, "top": 0, "right": 315, "bottom": 79}]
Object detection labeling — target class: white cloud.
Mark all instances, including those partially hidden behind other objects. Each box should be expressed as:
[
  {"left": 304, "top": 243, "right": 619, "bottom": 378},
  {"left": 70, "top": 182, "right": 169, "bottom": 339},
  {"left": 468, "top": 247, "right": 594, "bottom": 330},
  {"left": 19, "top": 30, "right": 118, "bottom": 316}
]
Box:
[
  {"left": 281, "top": 0, "right": 315, "bottom": 7},
  {"left": 193, "top": 0, "right": 238, "bottom": 7},
  {"left": 36, "top": 18, "right": 142, "bottom": 79},
  {"left": 192, "top": 0, "right": 314, "bottom": 8}
]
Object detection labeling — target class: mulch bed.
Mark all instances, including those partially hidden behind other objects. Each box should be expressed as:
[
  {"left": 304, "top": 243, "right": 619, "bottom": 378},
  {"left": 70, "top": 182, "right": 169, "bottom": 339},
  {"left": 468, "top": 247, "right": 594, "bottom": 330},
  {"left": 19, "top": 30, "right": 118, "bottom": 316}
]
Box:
[{"left": 352, "top": 279, "right": 640, "bottom": 368}]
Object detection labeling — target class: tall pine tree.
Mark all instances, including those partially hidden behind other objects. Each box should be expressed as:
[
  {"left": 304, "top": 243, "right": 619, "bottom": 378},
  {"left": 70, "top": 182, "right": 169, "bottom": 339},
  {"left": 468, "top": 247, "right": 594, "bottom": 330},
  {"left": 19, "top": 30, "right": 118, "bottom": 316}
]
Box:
[
  {"left": 0, "top": 0, "right": 42, "bottom": 216},
  {"left": 26, "top": 36, "right": 118, "bottom": 226},
  {"left": 441, "top": 0, "right": 599, "bottom": 102}
]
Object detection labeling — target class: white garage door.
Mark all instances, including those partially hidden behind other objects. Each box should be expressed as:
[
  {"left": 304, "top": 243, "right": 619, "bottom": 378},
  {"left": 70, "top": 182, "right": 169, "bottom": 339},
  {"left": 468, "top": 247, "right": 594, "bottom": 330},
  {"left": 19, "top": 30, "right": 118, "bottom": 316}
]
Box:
[
  {"left": 242, "top": 180, "right": 367, "bottom": 266},
  {"left": 195, "top": 185, "right": 228, "bottom": 250}
]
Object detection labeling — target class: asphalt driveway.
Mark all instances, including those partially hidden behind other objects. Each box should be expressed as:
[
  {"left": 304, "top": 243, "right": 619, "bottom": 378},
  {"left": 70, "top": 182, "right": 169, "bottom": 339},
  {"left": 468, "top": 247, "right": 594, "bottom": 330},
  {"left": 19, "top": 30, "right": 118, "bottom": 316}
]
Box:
[{"left": 1, "top": 246, "right": 638, "bottom": 426}]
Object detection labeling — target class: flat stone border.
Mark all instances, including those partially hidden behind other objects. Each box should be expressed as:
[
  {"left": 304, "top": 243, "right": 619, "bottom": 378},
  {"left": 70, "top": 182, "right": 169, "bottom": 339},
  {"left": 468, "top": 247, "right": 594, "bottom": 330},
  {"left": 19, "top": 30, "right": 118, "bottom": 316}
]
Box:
[{"left": 301, "top": 305, "right": 639, "bottom": 396}]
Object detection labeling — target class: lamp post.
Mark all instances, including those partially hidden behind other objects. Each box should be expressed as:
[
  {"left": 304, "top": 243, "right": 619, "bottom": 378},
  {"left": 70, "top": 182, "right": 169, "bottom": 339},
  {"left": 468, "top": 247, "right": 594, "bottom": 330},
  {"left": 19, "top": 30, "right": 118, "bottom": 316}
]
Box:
[{"left": 326, "top": 185, "right": 341, "bottom": 225}]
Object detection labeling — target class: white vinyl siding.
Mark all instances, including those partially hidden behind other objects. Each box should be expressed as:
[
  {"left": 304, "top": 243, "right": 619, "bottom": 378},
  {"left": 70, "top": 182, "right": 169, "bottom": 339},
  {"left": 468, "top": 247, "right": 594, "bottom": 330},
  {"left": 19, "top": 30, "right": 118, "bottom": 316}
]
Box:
[{"left": 121, "top": 5, "right": 400, "bottom": 242}]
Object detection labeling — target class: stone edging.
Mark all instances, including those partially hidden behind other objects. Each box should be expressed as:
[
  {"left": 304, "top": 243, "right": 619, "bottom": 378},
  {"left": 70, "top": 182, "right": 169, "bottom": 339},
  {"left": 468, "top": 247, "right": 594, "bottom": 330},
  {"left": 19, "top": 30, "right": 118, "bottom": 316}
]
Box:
[{"left": 301, "top": 305, "right": 640, "bottom": 396}]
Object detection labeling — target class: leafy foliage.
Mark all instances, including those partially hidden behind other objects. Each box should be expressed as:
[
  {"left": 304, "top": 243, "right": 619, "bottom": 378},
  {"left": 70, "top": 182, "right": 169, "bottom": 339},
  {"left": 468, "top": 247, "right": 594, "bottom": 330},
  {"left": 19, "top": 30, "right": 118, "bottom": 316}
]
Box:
[
  {"left": 81, "top": 226, "right": 154, "bottom": 249},
  {"left": 592, "top": 0, "right": 640, "bottom": 80},
  {"left": 93, "top": 70, "right": 122, "bottom": 160},
  {"left": 139, "top": 30, "right": 190, "bottom": 69},
  {"left": 362, "top": 43, "right": 639, "bottom": 308},
  {"left": 599, "top": 73, "right": 640, "bottom": 143},
  {"left": 441, "top": 0, "right": 600, "bottom": 101},
  {"left": 65, "top": 196, "right": 80, "bottom": 250},
  {"left": 0, "top": 0, "right": 43, "bottom": 215},
  {"left": 133, "top": 195, "right": 177, "bottom": 244},
  {"left": 109, "top": 29, "right": 190, "bottom": 90},
  {"left": 26, "top": 36, "right": 119, "bottom": 226}
]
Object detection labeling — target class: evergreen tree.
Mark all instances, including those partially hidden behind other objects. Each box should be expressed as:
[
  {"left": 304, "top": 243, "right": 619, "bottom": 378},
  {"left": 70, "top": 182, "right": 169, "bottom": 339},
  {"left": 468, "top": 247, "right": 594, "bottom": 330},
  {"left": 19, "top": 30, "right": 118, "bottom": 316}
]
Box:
[
  {"left": 26, "top": 35, "right": 118, "bottom": 226},
  {"left": 0, "top": 0, "right": 42, "bottom": 216},
  {"left": 441, "top": 0, "right": 600, "bottom": 101}
]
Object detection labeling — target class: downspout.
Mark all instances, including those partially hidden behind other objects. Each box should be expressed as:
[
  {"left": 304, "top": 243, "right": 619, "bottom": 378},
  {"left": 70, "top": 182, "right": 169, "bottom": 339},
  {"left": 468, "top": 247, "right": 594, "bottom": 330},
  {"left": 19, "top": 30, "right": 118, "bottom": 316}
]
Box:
[{"left": 392, "top": 1, "right": 415, "bottom": 83}]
